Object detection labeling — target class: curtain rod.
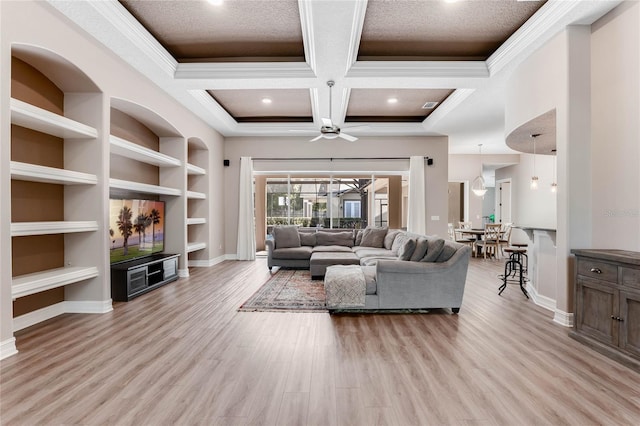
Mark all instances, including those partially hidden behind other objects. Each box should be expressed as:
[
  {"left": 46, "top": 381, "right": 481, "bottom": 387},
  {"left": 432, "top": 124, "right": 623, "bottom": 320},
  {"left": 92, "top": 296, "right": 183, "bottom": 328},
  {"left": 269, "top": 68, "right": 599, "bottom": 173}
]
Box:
[{"left": 251, "top": 156, "right": 433, "bottom": 164}]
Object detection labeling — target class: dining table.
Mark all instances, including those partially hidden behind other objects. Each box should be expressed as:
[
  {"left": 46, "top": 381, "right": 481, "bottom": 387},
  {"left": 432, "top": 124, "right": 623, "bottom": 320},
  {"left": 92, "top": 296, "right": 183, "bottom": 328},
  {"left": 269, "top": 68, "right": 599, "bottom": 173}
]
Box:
[{"left": 455, "top": 228, "right": 506, "bottom": 258}]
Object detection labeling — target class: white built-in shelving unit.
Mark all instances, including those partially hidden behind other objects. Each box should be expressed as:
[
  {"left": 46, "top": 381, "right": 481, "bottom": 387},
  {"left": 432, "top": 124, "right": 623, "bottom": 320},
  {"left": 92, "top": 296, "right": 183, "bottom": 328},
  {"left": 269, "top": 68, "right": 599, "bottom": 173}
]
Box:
[
  {"left": 186, "top": 141, "right": 209, "bottom": 260},
  {"left": 110, "top": 135, "right": 181, "bottom": 167},
  {"left": 9, "top": 94, "right": 101, "bottom": 308}
]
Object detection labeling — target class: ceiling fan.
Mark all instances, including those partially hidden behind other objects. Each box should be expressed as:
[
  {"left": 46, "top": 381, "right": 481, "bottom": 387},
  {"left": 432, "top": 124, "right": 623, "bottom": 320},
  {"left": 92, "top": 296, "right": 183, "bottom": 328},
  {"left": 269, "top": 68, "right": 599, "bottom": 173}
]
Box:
[{"left": 309, "top": 80, "right": 359, "bottom": 142}]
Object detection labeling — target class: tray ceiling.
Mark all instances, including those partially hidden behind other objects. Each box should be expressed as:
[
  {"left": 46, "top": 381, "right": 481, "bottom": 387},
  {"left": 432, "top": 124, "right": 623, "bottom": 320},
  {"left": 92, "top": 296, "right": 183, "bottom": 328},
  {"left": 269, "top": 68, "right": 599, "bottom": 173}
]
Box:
[{"left": 49, "top": 0, "right": 621, "bottom": 153}]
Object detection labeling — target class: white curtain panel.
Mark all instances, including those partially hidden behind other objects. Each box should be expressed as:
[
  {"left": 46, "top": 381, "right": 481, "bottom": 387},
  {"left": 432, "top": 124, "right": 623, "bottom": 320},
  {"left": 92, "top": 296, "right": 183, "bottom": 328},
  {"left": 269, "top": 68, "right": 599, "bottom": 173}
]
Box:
[
  {"left": 236, "top": 156, "right": 256, "bottom": 260},
  {"left": 407, "top": 156, "right": 426, "bottom": 234}
]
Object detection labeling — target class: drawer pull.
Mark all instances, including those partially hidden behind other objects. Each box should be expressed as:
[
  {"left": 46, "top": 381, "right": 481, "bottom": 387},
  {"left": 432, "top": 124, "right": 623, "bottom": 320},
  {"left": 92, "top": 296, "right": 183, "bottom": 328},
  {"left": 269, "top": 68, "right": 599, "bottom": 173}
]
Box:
[
  {"left": 610, "top": 316, "right": 624, "bottom": 322},
  {"left": 590, "top": 268, "right": 602, "bottom": 274}
]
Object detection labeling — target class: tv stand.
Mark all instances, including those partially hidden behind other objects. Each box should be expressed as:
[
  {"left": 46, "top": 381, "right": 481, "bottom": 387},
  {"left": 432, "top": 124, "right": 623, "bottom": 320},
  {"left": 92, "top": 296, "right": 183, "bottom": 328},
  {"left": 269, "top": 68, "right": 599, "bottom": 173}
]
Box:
[{"left": 110, "top": 253, "right": 180, "bottom": 301}]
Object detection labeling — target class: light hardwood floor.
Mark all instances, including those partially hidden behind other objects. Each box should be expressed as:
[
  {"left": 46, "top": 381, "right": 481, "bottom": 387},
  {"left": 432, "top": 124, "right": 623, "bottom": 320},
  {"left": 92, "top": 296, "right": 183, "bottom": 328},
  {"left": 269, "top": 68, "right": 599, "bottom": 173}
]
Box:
[{"left": 2, "top": 257, "right": 640, "bottom": 425}]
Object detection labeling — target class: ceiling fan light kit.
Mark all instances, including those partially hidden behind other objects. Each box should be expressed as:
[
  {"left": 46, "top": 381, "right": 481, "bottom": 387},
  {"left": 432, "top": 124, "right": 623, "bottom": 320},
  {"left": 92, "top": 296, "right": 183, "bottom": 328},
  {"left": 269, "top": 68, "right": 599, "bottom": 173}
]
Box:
[{"left": 308, "top": 80, "right": 358, "bottom": 142}]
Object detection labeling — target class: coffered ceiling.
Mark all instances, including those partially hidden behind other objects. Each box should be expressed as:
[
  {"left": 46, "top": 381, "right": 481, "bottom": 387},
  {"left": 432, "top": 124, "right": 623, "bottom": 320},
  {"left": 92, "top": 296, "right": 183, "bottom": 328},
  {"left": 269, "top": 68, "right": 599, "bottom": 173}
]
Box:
[{"left": 50, "top": 0, "right": 620, "bottom": 153}]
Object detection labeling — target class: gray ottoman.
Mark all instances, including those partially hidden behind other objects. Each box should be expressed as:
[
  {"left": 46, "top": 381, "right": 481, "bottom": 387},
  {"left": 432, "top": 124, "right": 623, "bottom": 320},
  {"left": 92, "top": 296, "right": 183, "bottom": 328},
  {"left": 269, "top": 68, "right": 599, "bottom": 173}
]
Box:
[
  {"left": 310, "top": 251, "right": 360, "bottom": 278},
  {"left": 324, "top": 265, "right": 366, "bottom": 309}
]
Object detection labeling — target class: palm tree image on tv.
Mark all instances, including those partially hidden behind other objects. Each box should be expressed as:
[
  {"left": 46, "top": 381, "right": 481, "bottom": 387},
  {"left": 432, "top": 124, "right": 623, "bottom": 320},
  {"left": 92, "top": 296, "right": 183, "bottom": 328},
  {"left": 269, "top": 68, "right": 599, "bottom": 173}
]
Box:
[
  {"left": 117, "top": 206, "right": 133, "bottom": 256},
  {"left": 134, "top": 213, "right": 147, "bottom": 251},
  {"left": 110, "top": 199, "right": 165, "bottom": 263},
  {"left": 150, "top": 208, "right": 161, "bottom": 249}
]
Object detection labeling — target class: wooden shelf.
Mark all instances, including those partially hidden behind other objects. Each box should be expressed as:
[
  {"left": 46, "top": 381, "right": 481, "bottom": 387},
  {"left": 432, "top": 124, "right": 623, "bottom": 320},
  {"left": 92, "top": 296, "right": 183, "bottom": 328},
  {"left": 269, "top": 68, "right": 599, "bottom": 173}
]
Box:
[
  {"left": 109, "top": 178, "right": 182, "bottom": 196},
  {"left": 187, "top": 242, "right": 207, "bottom": 253},
  {"left": 110, "top": 135, "right": 181, "bottom": 167},
  {"left": 187, "top": 190, "right": 206, "bottom": 200},
  {"left": 11, "top": 221, "right": 99, "bottom": 237},
  {"left": 187, "top": 163, "right": 206, "bottom": 175},
  {"left": 10, "top": 161, "right": 97, "bottom": 185},
  {"left": 187, "top": 217, "right": 206, "bottom": 225},
  {"left": 12, "top": 266, "right": 99, "bottom": 299},
  {"left": 10, "top": 98, "right": 97, "bottom": 139}
]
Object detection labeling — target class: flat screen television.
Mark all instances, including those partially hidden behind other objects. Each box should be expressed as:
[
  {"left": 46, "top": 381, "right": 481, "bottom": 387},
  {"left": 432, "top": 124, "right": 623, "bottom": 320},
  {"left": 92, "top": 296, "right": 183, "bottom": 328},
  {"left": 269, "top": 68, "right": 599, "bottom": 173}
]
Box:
[{"left": 109, "top": 198, "right": 165, "bottom": 264}]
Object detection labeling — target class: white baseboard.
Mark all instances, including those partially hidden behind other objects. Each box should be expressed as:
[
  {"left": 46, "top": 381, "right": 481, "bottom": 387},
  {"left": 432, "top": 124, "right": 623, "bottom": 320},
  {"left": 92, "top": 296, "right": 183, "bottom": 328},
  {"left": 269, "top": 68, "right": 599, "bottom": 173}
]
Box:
[
  {"left": 553, "top": 310, "right": 574, "bottom": 328},
  {"left": 525, "top": 284, "right": 573, "bottom": 328},
  {"left": 178, "top": 268, "right": 190, "bottom": 278},
  {"left": 188, "top": 255, "right": 229, "bottom": 267},
  {"left": 526, "top": 283, "right": 557, "bottom": 313},
  {"left": 0, "top": 337, "right": 18, "bottom": 360},
  {"left": 65, "top": 299, "right": 113, "bottom": 314},
  {"left": 13, "top": 302, "right": 66, "bottom": 332}
]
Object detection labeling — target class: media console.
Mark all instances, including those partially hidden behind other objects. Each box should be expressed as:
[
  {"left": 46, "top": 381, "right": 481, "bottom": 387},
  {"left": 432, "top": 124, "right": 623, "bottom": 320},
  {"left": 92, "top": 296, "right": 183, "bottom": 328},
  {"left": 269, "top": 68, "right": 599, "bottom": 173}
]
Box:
[{"left": 111, "top": 253, "right": 180, "bottom": 301}]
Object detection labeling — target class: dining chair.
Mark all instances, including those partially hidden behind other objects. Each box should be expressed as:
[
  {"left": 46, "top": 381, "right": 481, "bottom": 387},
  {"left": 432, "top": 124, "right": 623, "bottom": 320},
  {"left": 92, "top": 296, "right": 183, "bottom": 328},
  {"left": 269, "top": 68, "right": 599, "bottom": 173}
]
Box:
[
  {"left": 476, "top": 223, "right": 502, "bottom": 259},
  {"left": 498, "top": 222, "right": 513, "bottom": 257},
  {"left": 458, "top": 221, "right": 472, "bottom": 230},
  {"left": 449, "top": 223, "right": 475, "bottom": 251}
]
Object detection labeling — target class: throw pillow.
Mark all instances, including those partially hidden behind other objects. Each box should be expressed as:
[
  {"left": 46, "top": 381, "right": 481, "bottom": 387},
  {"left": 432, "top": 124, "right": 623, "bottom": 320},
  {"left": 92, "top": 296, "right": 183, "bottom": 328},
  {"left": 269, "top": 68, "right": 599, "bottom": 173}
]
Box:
[
  {"left": 355, "top": 230, "right": 364, "bottom": 246},
  {"left": 420, "top": 236, "right": 445, "bottom": 262},
  {"left": 391, "top": 233, "right": 408, "bottom": 254},
  {"left": 299, "top": 232, "right": 316, "bottom": 247},
  {"left": 384, "top": 229, "right": 401, "bottom": 249},
  {"left": 435, "top": 243, "right": 457, "bottom": 263},
  {"left": 272, "top": 226, "right": 300, "bottom": 249},
  {"left": 397, "top": 237, "right": 417, "bottom": 261},
  {"left": 410, "top": 237, "right": 429, "bottom": 261},
  {"left": 360, "top": 227, "right": 388, "bottom": 248},
  {"left": 316, "top": 231, "right": 354, "bottom": 247}
]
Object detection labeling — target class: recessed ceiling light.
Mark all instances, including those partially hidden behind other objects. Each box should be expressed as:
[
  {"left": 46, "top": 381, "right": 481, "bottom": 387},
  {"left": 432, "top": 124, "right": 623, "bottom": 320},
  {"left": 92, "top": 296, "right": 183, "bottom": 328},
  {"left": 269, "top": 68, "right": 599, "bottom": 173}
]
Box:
[
  {"left": 262, "top": 98, "right": 272, "bottom": 104},
  {"left": 387, "top": 98, "right": 398, "bottom": 104},
  {"left": 207, "top": 0, "right": 223, "bottom": 6}
]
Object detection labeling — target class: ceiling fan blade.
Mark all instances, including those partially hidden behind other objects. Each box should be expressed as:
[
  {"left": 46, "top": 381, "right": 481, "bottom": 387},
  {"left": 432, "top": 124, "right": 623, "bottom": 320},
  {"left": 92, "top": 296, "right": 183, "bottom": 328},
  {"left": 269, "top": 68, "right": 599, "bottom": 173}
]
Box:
[
  {"left": 321, "top": 117, "right": 333, "bottom": 127},
  {"left": 309, "top": 135, "right": 324, "bottom": 142},
  {"left": 342, "top": 125, "right": 370, "bottom": 131},
  {"left": 339, "top": 133, "right": 358, "bottom": 142}
]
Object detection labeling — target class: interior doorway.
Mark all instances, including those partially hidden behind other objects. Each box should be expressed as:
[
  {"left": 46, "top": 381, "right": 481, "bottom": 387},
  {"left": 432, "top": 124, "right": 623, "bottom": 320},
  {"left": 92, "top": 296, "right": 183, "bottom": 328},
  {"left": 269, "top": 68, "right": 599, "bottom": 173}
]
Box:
[
  {"left": 495, "top": 179, "right": 512, "bottom": 224},
  {"left": 448, "top": 182, "right": 465, "bottom": 225}
]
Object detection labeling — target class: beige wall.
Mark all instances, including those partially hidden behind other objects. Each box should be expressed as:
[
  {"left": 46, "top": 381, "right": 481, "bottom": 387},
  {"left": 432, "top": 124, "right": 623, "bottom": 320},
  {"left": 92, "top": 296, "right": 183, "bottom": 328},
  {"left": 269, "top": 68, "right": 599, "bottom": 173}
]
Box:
[
  {"left": 591, "top": 1, "right": 640, "bottom": 250},
  {"left": 224, "top": 136, "right": 449, "bottom": 255}
]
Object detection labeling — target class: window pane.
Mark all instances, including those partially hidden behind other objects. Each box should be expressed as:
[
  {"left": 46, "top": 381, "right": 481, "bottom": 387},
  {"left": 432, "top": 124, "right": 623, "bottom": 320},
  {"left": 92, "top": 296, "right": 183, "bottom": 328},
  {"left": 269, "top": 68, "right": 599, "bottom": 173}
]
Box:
[
  {"left": 266, "top": 178, "right": 290, "bottom": 226},
  {"left": 331, "top": 177, "right": 371, "bottom": 229}
]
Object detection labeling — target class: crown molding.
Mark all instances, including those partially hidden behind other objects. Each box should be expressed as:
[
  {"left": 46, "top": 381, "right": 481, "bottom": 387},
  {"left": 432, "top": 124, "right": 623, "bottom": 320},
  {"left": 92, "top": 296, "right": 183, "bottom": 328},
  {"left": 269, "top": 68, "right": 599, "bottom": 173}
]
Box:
[
  {"left": 422, "top": 88, "right": 476, "bottom": 130},
  {"left": 340, "top": 88, "right": 352, "bottom": 123},
  {"left": 187, "top": 90, "right": 238, "bottom": 134},
  {"left": 50, "top": 0, "right": 178, "bottom": 76},
  {"left": 488, "top": 0, "right": 586, "bottom": 75},
  {"left": 310, "top": 87, "right": 320, "bottom": 125},
  {"left": 345, "top": 0, "right": 368, "bottom": 74},
  {"left": 347, "top": 61, "right": 489, "bottom": 79},
  {"left": 175, "top": 62, "right": 316, "bottom": 80}
]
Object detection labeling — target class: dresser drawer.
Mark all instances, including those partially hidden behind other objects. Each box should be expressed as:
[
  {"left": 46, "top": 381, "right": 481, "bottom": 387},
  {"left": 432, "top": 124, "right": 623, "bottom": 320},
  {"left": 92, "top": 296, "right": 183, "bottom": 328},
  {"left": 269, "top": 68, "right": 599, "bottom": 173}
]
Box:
[
  {"left": 621, "top": 267, "right": 640, "bottom": 290},
  {"left": 577, "top": 259, "right": 618, "bottom": 283}
]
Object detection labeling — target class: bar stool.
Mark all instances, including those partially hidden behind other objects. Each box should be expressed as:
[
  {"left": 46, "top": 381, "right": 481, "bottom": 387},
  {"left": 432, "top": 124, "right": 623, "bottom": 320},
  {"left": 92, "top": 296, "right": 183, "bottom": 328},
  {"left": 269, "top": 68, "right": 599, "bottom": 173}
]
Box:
[
  {"left": 511, "top": 243, "right": 528, "bottom": 273},
  {"left": 499, "top": 247, "right": 529, "bottom": 298}
]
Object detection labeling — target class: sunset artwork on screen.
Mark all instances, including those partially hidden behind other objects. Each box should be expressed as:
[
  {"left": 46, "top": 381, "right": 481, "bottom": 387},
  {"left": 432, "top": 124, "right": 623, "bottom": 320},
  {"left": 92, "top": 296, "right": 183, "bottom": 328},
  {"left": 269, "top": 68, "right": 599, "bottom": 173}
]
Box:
[{"left": 109, "top": 199, "right": 165, "bottom": 264}]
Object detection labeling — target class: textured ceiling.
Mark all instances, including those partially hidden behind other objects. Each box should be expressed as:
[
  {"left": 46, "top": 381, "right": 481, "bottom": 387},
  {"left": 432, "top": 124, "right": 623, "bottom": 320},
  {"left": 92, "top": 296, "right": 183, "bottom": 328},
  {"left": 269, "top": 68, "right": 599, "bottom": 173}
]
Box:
[
  {"left": 209, "top": 89, "right": 312, "bottom": 122},
  {"left": 120, "top": 0, "right": 304, "bottom": 61},
  {"left": 359, "top": 0, "right": 547, "bottom": 60},
  {"left": 346, "top": 89, "right": 454, "bottom": 122},
  {"left": 506, "top": 109, "right": 556, "bottom": 155}
]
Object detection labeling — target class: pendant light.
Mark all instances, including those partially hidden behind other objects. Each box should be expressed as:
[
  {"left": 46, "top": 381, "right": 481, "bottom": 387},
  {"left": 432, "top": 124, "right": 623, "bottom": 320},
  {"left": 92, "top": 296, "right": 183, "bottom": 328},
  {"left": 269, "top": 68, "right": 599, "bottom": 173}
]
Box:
[
  {"left": 472, "top": 143, "right": 487, "bottom": 197},
  {"left": 530, "top": 134, "right": 540, "bottom": 190},
  {"left": 551, "top": 148, "right": 557, "bottom": 193}
]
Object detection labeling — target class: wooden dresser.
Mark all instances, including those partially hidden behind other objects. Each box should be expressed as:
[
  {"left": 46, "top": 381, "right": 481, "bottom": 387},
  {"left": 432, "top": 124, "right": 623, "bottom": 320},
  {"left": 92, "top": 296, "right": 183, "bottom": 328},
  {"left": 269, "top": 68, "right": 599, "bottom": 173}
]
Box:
[{"left": 570, "top": 249, "right": 640, "bottom": 371}]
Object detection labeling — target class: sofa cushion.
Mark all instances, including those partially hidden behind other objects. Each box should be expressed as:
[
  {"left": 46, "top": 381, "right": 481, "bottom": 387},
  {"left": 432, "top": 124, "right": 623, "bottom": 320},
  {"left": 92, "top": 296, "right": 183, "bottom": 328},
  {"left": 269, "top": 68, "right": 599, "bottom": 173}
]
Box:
[
  {"left": 435, "top": 243, "right": 458, "bottom": 263},
  {"left": 271, "top": 246, "right": 312, "bottom": 260},
  {"left": 352, "top": 247, "right": 394, "bottom": 258},
  {"left": 312, "top": 245, "right": 353, "bottom": 253},
  {"left": 396, "top": 237, "right": 417, "bottom": 261},
  {"left": 360, "top": 227, "right": 388, "bottom": 248},
  {"left": 420, "top": 236, "right": 446, "bottom": 262},
  {"left": 299, "top": 232, "right": 316, "bottom": 246},
  {"left": 361, "top": 265, "right": 377, "bottom": 295},
  {"left": 410, "top": 237, "right": 429, "bottom": 261},
  {"left": 384, "top": 229, "right": 402, "bottom": 249},
  {"left": 272, "top": 225, "right": 300, "bottom": 249},
  {"left": 316, "top": 231, "right": 354, "bottom": 247},
  {"left": 355, "top": 229, "right": 364, "bottom": 246},
  {"left": 360, "top": 256, "right": 397, "bottom": 266}
]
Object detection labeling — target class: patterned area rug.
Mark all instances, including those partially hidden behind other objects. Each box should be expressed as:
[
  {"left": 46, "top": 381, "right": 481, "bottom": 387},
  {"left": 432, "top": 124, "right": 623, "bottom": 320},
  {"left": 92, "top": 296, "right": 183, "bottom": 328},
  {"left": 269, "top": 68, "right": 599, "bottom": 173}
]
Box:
[{"left": 239, "top": 269, "right": 327, "bottom": 312}]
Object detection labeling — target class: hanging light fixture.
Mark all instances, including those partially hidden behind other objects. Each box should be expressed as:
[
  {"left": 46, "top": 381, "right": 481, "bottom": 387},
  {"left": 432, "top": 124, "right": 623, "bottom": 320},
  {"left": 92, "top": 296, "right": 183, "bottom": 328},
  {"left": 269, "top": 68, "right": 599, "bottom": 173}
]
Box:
[
  {"left": 530, "top": 134, "right": 540, "bottom": 190},
  {"left": 472, "top": 143, "right": 487, "bottom": 197},
  {"left": 551, "top": 148, "right": 557, "bottom": 193}
]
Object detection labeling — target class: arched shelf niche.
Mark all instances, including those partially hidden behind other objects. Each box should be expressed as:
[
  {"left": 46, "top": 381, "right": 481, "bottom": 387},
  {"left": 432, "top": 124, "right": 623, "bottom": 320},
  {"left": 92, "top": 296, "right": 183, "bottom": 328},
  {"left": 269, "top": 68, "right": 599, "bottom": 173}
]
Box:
[{"left": 9, "top": 44, "right": 106, "bottom": 329}]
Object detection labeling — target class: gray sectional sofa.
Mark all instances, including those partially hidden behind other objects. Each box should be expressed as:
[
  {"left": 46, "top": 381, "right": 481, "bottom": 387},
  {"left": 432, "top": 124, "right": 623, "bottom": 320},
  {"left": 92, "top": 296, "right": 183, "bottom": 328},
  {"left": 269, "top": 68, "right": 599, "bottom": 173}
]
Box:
[{"left": 265, "top": 226, "right": 472, "bottom": 313}]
